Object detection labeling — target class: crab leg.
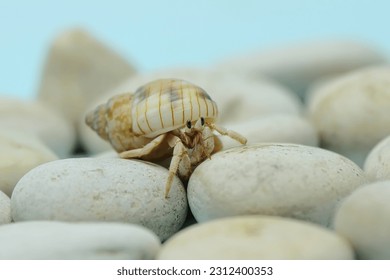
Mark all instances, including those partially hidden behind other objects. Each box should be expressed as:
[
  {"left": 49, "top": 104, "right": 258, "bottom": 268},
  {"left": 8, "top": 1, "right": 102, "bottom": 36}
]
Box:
[
  {"left": 164, "top": 136, "right": 190, "bottom": 198},
  {"left": 209, "top": 123, "right": 247, "bottom": 145},
  {"left": 119, "top": 134, "right": 166, "bottom": 159}
]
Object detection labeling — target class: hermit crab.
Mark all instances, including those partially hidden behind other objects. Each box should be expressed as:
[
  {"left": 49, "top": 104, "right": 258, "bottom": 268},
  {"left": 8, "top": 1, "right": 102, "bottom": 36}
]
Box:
[{"left": 85, "top": 79, "right": 247, "bottom": 197}]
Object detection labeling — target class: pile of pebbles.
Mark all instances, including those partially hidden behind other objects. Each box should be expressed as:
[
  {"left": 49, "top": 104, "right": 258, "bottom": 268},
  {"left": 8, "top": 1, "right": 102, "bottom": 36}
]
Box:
[{"left": 1, "top": 28, "right": 390, "bottom": 259}]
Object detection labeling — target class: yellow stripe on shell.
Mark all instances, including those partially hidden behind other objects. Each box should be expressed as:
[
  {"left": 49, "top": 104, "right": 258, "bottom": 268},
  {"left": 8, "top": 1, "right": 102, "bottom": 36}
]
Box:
[{"left": 132, "top": 79, "right": 218, "bottom": 137}]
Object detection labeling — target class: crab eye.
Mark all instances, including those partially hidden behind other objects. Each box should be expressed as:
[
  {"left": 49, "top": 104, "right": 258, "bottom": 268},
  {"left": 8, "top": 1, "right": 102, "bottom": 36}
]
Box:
[
  {"left": 201, "top": 117, "right": 205, "bottom": 126},
  {"left": 186, "top": 120, "right": 192, "bottom": 129}
]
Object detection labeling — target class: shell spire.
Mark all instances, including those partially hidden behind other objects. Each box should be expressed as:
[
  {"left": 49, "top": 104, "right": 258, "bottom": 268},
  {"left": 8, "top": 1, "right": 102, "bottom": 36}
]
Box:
[{"left": 85, "top": 102, "right": 110, "bottom": 141}]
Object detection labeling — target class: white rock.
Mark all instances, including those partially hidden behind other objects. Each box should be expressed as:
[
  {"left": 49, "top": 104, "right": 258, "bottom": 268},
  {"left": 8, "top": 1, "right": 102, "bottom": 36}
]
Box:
[
  {"left": 308, "top": 66, "right": 390, "bottom": 166},
  {"left": 219, "top": 114, "right": 319, "bottom": 150},
  {"left": 333, "top": 180, "right": 390, "bottom": 259},
  {"left": 80, "top": 67, "right": 302, "bottom": 155},
  {"left": 0, "top": 221, "right": 160, "bottom": 259},
  {"left": 217, "top": 39, "right": 386, "bottom": 98},
  {"left": 0, "top": 131, "right": 58, "bottom": 196},
  {"left": 38, "top": 28, "right": 136, "bottom": 128},
  {"left": 94, "top": 151, "right": 173, "bottom": 171},
  {"left": 188, "top": 143, "right": 367, "bottom": 226},
  {"left": 0, "top": 191, "right": 11, "bottom": 224},
  {"left": 158, "top": 215, "right": 353, "bottom": 259},
  {"left": 11, "top": 158, "right": 187, "bottom": 241},
  {"left": 364, "top": 135, "right": 390, "bottom": 180},
  {"left": 0, "top": 96, "right": 75, "bottom": 157}
]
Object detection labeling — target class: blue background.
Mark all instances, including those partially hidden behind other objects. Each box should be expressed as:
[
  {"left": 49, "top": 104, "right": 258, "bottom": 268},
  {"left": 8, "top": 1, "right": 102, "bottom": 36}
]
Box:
[{"left": 1, "top": 0, "right": 389, "bottom": 99}]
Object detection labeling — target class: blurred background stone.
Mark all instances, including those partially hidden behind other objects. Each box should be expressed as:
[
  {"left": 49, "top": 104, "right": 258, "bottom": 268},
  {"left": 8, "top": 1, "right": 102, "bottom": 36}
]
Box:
[
  {"left": 307, "top": 66, "right": 390, "bottom": 166},
  {"left": 37, "top": 28, "right": 137, "bottom": 136},
  {"left": 217, "top": 40, "right": 387, "bottom": 99},
  {"left": 0, "top": 130, "right": 58, "bottom": 197},
  {"left": 0, "top": 191, "right": 11, "bottom": 224},
  {"left": 0, "top": 221, "right": 161, "bottom": 260},
  {"left": 0, "top": 96, "right": 75, "bottom": 157}
]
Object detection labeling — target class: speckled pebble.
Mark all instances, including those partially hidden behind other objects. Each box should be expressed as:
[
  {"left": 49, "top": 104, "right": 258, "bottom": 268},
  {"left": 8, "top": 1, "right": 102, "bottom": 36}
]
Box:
[
  {"left": 333, "top": 180, "right": 390, "bottom": 259},
  {"left": 364, "top": 135, "right": 390, "bottom": 181},
  {"left": 158, "top": 215, "right": 354, "bottom": 259},
  {"left": 0, "top": 221, "right": 160, "bottom": 259},
  {"left": 0, "top": 191, "right": 11, "bottom": 224},
  {"left": 308, "top": 66, "right": 390, "bottom": 166},
  {"left": 188, "top": 143, "right": 367, "bottom": 226},
  {"left": 0, "top": 96, "right": 75, "bottom": 157},
  {"left": 0, "top": 131, "right": 58, "bottom": 196},
  {"left": 219, "top": 114, "right": 319, "bottom": 150},
  {"left": 11, "top": 157, "right": 187, "bottom": 241}
]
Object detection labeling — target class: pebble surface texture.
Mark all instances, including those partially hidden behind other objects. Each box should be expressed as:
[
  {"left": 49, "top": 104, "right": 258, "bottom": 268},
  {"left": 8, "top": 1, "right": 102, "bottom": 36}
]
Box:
[
  {"left": 0, "top": 221, "right": 161, "bottom": 260},
  {"left": 11, "top": 158, "right": 188, "bottom": 241},
  {"left": 158, "top": 215, "right": 354, "bottom": 259},
  {"left": 188, "top": 143, "right": 367, "bottom": 226},
  {"left": 364, "top": 135, "right": 390, "bottom": 180},
  {"left": 0, "top": 96, "right": 75, "bottom": 157},
  {"left": 333, "top": 181, "right": 390, "bottom": 259},
  {"left": 308, "top": 66, "right": 390, "bottom": 166},
  {"left": 0, "top": 131, "right": 58, "bottom": 197},
  {"left": 0, "top": 191, "right": 11, "bottom": 224},
  {"left": 38, "top": 28, "right": 136, "bottom": 128}
]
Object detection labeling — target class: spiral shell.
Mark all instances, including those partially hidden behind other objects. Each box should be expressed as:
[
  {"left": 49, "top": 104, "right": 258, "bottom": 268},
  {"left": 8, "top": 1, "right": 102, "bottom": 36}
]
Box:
[
  {"left": 85, "top": 93, "right": 151, "bottom": 153},
  {"left": 86, "top": 79, "right": 220, "bottom": 152},
  {"left": 132, "top": 79, "right": 218, "bottom": 137}
]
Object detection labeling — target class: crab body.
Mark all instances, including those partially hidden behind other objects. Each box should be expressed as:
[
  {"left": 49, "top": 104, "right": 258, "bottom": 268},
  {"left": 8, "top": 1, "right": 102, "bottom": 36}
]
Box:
[{"left": 86, "top": 79, "right": 246, "bottom": 197}]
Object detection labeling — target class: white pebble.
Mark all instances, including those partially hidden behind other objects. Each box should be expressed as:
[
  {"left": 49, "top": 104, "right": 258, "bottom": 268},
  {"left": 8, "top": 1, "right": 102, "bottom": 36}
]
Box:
[
  {"left": 158, "top": 215, "right": 353, "bottom": 259},
  {"left": 364, "top": 135, "right": 390, "bottom": 180},
  {"left": 188, "top": 143, "right": 366, "bottom": 226},
  {"left": 38, "top": 28, "right": 136, "bottom": 128},
  {"left": 11, "top": 158, "right": 187, "bottom": 241},
  {"left": 0, "top": 221, "right": 160, "bottom": 259},
  {"left": 0, "top": 191, "right": 11, "bottom": 224},
  {"left": 333, "top": 180, "right": 390, "bottom": 259},
  {"left": 308, "top": 66, "right": 390, "bottom": 166},
  {"left": 0, "top": 131, "right": 58, "bottom": 196},
  {"left": 217, "top": 40, "right": 385, "bottom": 98},
  {"left": 219, "top": 114, "right": 319, "bottom": 150},
  {"left": 0, "top": 96, "right": 75, "bottom": 157}
]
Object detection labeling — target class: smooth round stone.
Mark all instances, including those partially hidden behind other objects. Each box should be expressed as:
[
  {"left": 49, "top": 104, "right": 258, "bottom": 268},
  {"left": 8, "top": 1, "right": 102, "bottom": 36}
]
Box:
[
  {"left": 0, "top": 131, "right": 58, "bottom": 196},
  {"left": 219, "top": 114, "right": 318, "bottom": 150},
  {"left": 364, "top": 135, "right": 390, "bottom": 180},
  {"left": 38, "top": 28, "right": 136, "bottom": 128},
  {"left": 308, "top": 66, "right": 390, "bottom": 166},
  {"left": 0, "top": 191, "right": 11, "bottom": 224},
  {"left": 333, "top": 181, "right": 390, "bottom": 259},
  {"left": 217, "top": 39, "right": 385, "bottom": 98},
  {"left": 79, "top": 67, "right": 302, "bottom": 155},
  {"left": 158, "top": 215, "right": 353, "bottom": 259},
  {"left": 11, "top": 158, "right": 187, "bottom": 241},
  {"left": 94, "top": 151, "right": 173, "bottom": 171},
  {"left": 188, "top": 143, "right": 367, "bottom": 226},
  {"left": 0, "top": 96, "right": 75, "bottom": 157},
  {"left": 0, "top": 221, "right": 160, "bottom": 259}
]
